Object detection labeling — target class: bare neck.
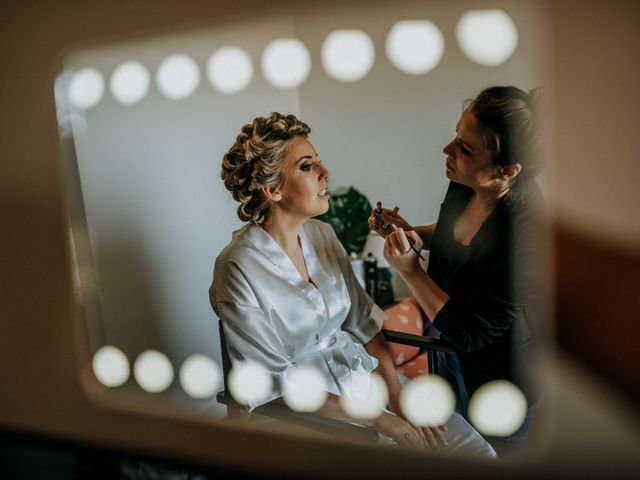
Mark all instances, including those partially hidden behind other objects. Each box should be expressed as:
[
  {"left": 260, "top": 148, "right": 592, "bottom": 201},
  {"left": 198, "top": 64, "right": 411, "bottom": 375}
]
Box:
[
  {"left": 472, "top": 183, "right": 511, "bottom": 211},
  {"left": 263, "top": 210, "right": 307, "bottom": 253}
]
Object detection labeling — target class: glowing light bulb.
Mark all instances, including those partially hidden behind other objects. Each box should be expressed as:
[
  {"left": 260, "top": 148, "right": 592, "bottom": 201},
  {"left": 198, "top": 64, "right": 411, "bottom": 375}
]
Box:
[
  {"left": 386, "top": 20, "right": 445, "bottom": 75},
  {"left": 179, "top": 354, "right": 222, "bottom": 399},
  {"left": 339, "top": 372, "right": 388, "bottom": 420},
  {"left": 321, "top": 29, "right": 375, "bottom": 82},
  {"left": 228, "top": 360, "right": 273, "bottom": 406},
  {"left": 92, "top": 345, "right": 129, "bottom": 387},
  {"left": 156, "top": 54, "right": 200, "bottom": 99},
  {"left": 133, "top": 350, "right": 174, "bottom": 393},
  {"left": 400, "top": 374, "right": 455, "bottom": 426},
  {"left": 68, "top": 67, "right": 105, "bottom": 110},
  {"left": 283, "top": 366, "right": 328, "bottom": 412},
  {"left": 110, "top": 60, "right": 150, "bottom": 105},
  {"left": 207, "top": 47, "right": 253, "bottom": 95},
  {"left": 261, "top": 39, "right": 311, "bottom": 89},
  {"left": 468, "top": 380, "right": 528, "bottom": 436},
  {"left": 456, "top": 9, "right": 519, "bottom": 66}
]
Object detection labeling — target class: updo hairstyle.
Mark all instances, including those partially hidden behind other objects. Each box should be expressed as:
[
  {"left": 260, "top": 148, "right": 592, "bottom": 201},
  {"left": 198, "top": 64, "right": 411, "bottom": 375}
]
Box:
[
  {"left": 221, "top": 112, "right": 311, "bottom": 225},
  {"left": 468, "top": 86, "right": 543, "bottom": 184}
]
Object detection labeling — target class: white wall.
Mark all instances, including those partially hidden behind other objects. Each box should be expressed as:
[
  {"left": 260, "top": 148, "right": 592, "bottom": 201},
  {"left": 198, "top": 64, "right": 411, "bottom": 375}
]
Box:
[{"left": 59, "top": 0, "right": 549, "bottom": 374}]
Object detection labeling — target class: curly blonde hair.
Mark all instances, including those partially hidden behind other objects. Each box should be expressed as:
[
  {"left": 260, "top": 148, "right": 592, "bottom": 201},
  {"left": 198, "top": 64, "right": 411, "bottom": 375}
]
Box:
[{"left": 221, "top": 112, "right": 311, "bottom": 225}]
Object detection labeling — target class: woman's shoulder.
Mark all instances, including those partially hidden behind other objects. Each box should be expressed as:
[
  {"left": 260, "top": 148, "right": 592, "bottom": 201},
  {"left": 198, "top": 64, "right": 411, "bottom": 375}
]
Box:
[
  {"left": 439, "top": 182, "right": 474, "bottom": 211},
  {"left": 506, "top": 180, "right": 545, "bottom": 222},
  {"left": 445, "top": 181, "right": 473, "bottom": 199},
  {"left": 214, "top": 224, "right": 259, "bottom": 271},
  {"left": 212, "top": 224, "right": 263, "bottom": 307}
]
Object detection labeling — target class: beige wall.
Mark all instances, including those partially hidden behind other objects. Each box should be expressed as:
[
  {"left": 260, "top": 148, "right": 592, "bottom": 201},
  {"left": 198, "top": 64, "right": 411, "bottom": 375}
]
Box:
[{"left": 550, "top": 0, "right": 640, "bottom": 251}]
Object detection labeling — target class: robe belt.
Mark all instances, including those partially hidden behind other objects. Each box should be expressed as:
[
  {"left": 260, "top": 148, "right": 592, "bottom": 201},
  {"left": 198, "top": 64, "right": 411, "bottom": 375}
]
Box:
[{"left": 287, "top": 330, "right": 340, "bottom": 364}]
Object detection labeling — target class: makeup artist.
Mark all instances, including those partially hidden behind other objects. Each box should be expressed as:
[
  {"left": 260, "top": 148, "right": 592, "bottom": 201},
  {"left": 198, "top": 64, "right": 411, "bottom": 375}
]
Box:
[
  {"left": 210, "top": 112, "right": 495, "bottom": 456},
  {"left": 369, "top": 86, "right": 543, "bottom": 447}
]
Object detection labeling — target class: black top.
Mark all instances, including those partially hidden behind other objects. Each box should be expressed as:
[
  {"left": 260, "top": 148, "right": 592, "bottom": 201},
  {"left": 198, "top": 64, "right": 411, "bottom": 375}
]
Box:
[{"left": 428, "top": 181, "right": 543, "bottom": 401}]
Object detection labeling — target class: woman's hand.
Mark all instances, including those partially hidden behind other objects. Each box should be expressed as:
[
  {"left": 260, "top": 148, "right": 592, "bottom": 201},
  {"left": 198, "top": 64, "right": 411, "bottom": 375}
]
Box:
[
  {"left": 374, "top": 412, "right": 446, "bottom": 450},
  {"left": 383, "top": 228, "right": 424, "bottom": 275},
  {"left": 374, "top": 412, "right": 429, "bottom": 450},
  {"left": 419, "top": 424, "right": 448, "bottom": 449},
  {"left": 388, "top": 396, "right": 448, "bottom": 449},
  {"left": 368, "top": 207, "right": 411, "bottom": 238}
]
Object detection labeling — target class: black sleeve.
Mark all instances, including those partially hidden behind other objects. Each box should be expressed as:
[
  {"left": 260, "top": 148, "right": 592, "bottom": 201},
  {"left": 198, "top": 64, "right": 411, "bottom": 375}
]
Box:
[
  {"left": 432, "top": 191, "right": 541, "bottom": 353},
  {"left": 432, "top": 260, "right": 523, "bottom": 352}
]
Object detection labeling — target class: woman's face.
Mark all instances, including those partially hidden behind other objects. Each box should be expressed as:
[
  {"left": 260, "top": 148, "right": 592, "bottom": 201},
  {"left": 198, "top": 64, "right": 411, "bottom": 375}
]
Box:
[
  {"left": 442, "top": 108, "right": 498, "bottom": 190},
  {"left": 275, "top": 136, "right": 331, "bottom": 219}
]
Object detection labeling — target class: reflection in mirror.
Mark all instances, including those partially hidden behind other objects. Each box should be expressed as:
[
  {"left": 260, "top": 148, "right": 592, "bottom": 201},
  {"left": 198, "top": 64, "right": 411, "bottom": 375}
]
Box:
[{"left": 55, "top": 0, "right": 552, "bottom": 462}]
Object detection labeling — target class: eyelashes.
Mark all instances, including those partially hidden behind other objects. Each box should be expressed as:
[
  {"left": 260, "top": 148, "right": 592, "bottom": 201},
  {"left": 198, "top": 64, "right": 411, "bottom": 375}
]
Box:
[
  {"left": 457, "top": 139, "right": 471, "bottom": 155},
  {"left": 299, "top": 159, "right": 322, "bottom": 172}
]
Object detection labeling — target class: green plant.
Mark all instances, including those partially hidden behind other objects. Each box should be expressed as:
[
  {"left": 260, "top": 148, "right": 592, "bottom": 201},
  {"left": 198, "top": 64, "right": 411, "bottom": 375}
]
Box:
[{"left": 315, "top": 186, "right": 371, "bottom": 255}]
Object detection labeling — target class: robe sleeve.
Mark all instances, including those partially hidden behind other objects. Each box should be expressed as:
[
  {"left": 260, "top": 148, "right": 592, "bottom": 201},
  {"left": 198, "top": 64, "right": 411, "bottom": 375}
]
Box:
[
  {"left": 432, "top": 260, "right": 523, "bottom": 352},
  {"left": 211, "top": 261, "right": 293, "bottom": 411}
]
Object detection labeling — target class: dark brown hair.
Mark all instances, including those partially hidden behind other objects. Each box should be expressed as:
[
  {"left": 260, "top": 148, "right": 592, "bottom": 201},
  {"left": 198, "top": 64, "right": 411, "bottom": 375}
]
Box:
[{"left": 469, "top": 86, "right": 542, "bottom": 183}]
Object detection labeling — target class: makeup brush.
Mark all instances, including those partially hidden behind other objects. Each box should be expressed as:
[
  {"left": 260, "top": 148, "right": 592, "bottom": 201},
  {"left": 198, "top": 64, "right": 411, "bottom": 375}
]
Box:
[{"left": 389, "top": 222, "right": 426, "bottom": 262}]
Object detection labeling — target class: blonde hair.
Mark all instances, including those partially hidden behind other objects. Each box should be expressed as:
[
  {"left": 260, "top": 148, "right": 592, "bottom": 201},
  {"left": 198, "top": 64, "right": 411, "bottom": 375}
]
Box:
[{"left": 221, "top": 112, "right": 311, "bottom": 225}]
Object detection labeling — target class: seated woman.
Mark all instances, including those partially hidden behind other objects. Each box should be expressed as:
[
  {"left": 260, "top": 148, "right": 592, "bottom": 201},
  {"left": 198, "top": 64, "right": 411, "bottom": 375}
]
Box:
[{"left": 209, "top": 112, "right": 494, "bottom": 457}]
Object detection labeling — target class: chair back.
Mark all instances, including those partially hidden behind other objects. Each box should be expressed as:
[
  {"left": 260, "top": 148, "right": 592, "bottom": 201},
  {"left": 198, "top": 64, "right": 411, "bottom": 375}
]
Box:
[{"left": 217, "top": 319, "right": 241, "bottom": 416}]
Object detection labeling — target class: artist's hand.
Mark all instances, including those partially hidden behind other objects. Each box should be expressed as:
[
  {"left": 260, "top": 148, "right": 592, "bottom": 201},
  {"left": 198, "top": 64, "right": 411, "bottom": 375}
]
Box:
[
  {"left": 383, "top": 228, "right": 423, "bottom": 274},
  {"left": 368, "top": 207, "right": 411, "bottom": 238}
]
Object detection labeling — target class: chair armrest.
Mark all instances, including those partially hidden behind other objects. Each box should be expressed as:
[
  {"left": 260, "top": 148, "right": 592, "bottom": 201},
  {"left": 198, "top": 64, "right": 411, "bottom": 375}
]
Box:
[{"left": 382, "top": 328, "right": 455, "bottom": 353}]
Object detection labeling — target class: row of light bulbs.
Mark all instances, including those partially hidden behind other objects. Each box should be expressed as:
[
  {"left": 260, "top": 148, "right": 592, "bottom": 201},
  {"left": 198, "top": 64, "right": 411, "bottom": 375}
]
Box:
[
  {"left": 65, "top": 9, "right": 518, "bottom": 110},
  {"left": 93, "top": 344, "right": 527, "bottom": 437}
]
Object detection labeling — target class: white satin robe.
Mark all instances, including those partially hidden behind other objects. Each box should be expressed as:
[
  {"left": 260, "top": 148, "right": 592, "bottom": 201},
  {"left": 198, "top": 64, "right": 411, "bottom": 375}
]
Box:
[{"left": 210, "top": 219, "right": 386, "bottom": 411}]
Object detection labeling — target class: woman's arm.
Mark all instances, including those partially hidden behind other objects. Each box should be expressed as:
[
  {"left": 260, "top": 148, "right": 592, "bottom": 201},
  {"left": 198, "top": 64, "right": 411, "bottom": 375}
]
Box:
[
  {"left": 364, "top": 331, "right": 403, "bottom": 412},
  {"left": 383, "top": 228, "right": 449, "bottom": 320},
  {"left": 384, "top": 228, "right": 531, "bottom": 353},
  {"left": 365, "top": 330, "right": 447, "bottom": 448},
  {"left": 400, "top": 268, "right": 449, "bottom": 322}
]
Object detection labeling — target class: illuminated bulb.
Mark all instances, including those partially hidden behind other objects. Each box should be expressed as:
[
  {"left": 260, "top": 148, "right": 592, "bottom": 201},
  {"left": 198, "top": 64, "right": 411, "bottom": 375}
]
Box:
[
  {"left": 156, "top": 54, "right": 200, "bottom": 100},
  {"left": 228, "top": 360, "right": 273, "bottom": 406},
  {"left": 68, "top": 67, "right": 105, "bottom": 110},
  {"left": 399, "top": 374, "right": 455, "bottom": 426},
  {"left": 133, "top": 350, "right": 174, "bottom": 393},
  {"left": 456, "top": 9, "right": 519, "bottom": 66},
  {"left": 386, "top": 20, "right": 445, "bottom": 75},
  {"left": 110, "top": 60, "right": 150, "bottom": 105},
  {"left": 207, "top": 47, "right": 253, "bottom": 95},
  {"left": 321, "top": 29, "right": 375, "bottom": 82},
  {"left": 92, "top": 345, "right": 129, "bottom": 387},
  {"left": 468, "top": 380, "right": 527, "bottom": 436},
  {"left": 339, "top": 372, "right": 388, "bottom": 420},
  {"left": 261, "top": 39, "right": 311, "bottom": 89},
  {"left": 283, "top": 366, "right": 328, "bottom": 412},
  {"left": 179, "top": 354, "right": 222, "bottom": 399}
]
